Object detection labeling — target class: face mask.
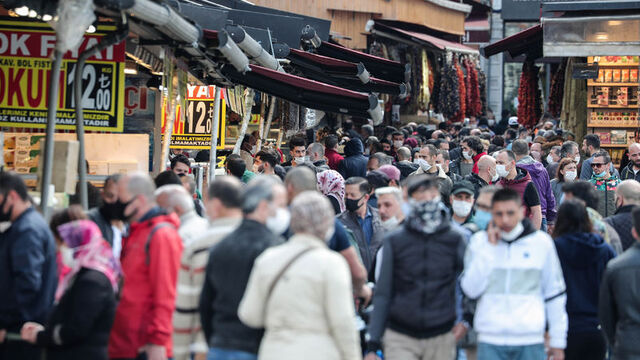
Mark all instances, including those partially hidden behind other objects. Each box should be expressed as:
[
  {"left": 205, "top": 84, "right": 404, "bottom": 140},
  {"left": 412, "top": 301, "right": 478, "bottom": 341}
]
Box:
[
  {"left": 525, "top": 136, "right": 532, "bottom": 143},
  {"left": 60, "top": 245, "right": 75, "bottom": 268},
  {"left": 414, "top": 158, "right": 432, "bottom": 172},
  {"left": 251, "top": 145, "right": 257, "bottom": 154},
  {"left": 266, "top": 207, "right": 291, "bottom": 235},
  {"left": 501, "top": 222, "right": 524, "bottom": 241},
  {"left": 491, "top": 169, "right": 500, "bottom": 183},
  {"left": 452, "top": 200, "right": 473, "bottom": 218},
  {"left": 345, "top": 196, "right": 364, "bottom": 213},
  {"left": 546, "top": 155, "right": 555, "bottom": 165},
  {"left": 595, "top": 170, "right": 608, "bottom": 178},
  {"left": 564, "top": 170, "right": 577, "bottom": 182},
  {"left": 113, "top": 198, "right": 136, "bottom": 222},
  {"left": 364, "top": 148, "right": 371, "bottom": 156},
  {"left": 488, "top": 119, "right": 495, "bottom": 126},
  {"left": 381, "top": 216, "right": 400, "bottom": 230},
  {"left": 99, "top": 201, "right": 120, "bottom": 221},
  {"left": 496, "top": 164, "right": 509, "bottom": 178},
  {"left": 294, "top": 156, "right": 308, "bottom": 164},
  {"left": 393, "top": 140, "right": 403, "bottom": 149},
  {"left": 473, "top": 209, "right": 492, "bottom": 230},
  {"left": 462, "top": 151, "right": 473, "bottom": 160},
  {"left": 574, "top": 155, "right": 581, "bottom": 164},
  {"left": 0, "top": 195, "right": 13, "bottom": 223}
]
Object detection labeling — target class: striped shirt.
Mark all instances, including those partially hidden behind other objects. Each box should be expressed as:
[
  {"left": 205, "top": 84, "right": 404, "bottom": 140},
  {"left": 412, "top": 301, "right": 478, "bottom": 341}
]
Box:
[{"left": 172, "top": 217, "right": 242, "bottom": 360}]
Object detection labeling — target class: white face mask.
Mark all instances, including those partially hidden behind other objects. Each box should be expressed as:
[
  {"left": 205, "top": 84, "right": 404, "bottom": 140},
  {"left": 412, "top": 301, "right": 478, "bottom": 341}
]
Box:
[
  {"left": 564, "top": 170, "right": 577, "bottom": 182},
  {"left": 364, "top": 148, "right": 371, "bottom": 156},
  {"left": 266, "top": 207, "right": 291, "bottom": 235},
  {"left": 501, "top": 222, "right": 524, "bottom": 241},
  {"left": 463, "top": 151, "right": 473, "bottom": 160},
  {"left": 414, "top": 158, "right": 432, "bottom": 172},
  {"left": 60, "top": 245, "right": 75, "bottom": 268},
  {"left": 294, "top": 156, "right": 308, "bottom": 164},
  {"left": 452, "top": 200, "right": 473, "bottom": 218},
  {"left": 491, "top": 169, "right": 500, "bottom": 183},
  {"left": 546, "top": 155, "right": 555, "bottom": 165},
  {"left": 393, "top": 140, "right": 403, "bottom": 149},
  {"left": 496, "top": 164, "right": 509, "bottom": 178},
  {"left": 381, "top": 216, "right": 400, "bottom": 230},
  {"left": 574, "top": 155, "right": 581, "bottom": 164}
]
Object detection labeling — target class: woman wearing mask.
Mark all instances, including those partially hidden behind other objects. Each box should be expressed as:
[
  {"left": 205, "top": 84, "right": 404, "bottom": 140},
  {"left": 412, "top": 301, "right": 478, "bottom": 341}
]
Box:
[
  {"left": 239, "top": 192, "right": 360, "bottom": 360},
  {"left": 552, "top": 200, "right": 615, "bottom": 360},
  {"left": 317, "top": 170, "right": 346, "bottom": 215},
  {"left": 551, "top": 158, "right": 577, "bottom": 208},
  {"left": 49, "top": 205, "right": 88, "bottom": 301},
  {"left": 20, "top": 220, "right": 120, "bottom": 360}
]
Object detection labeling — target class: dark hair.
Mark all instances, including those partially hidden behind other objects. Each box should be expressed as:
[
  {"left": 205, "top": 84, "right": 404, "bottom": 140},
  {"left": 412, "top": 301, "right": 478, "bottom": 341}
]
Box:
[
  {"left": 324, "top": 135, "right": 339, "bottom": 149},
  {"left": 154, "top": 170, "right": 182, "bottom": 188},
  {"left": 491, "top": 188, "right": 522, "bottom": 207},
  {"left": 391, "top": 131, "right": 404, "bottom": 138},
  {"left": 380, "top": 138, "right": 391, "bottom": 146},
  {"left": 459, "top": 128, "right": 471, "bottom": 138},
  {"left": 562, "top": 180, "right": 599, "bottom": 209},
  {"left": 499, "top": 149, "right": 517, "bottom": 162},
  {"left": 592, "top": 150, "right": 612, "bottom": 164},
  {"left": 49, "top": 205, "right": 88, "bottom": 241},
  {"left": 170, "top": 154, "right": 190, "bottom": 170},
  {"left": 438, "top": 149, "right": 450, "bottom": 161},
  {"left": 255, "top": 149, "right": 278, "bottom": 168},
  {"left": 344, "top": 119, "right": 354, "bottom": 130},
  {"left": 434, "top": 139, "right": 447, "bottom": 149},
  {"left": 406, "top": 174, "right": 439, "bottom": 197},
  {"left": 424, "top": 144, "right": 438, "bottom": 157},
  {"left": 104, "top": 174, "right": 122, "bottom": 188},
  {"left": 207, "top": 177, "right": 243, "bottom": 209},
  {"left": 511, "top": 139, "right": 530, "bottom": 156},
  {"left": 560, "top": 141, "right": 579, "bottom": 158},
  {"left": 633, "top": 206, "right": 640, "bottom": 235},
  {"left": 289, "top": 136, "right": 306, "bottom": 149},
  {"left": 492, "top": 136, "right": 505, "bottom": 147},
  {"left": 366, "top": 171, "right": 390, "bottom": 190},
  {"left": 362, "top": 124, "right": 374, "bottom": 136},
  {"left": 552, "top": 199, "right": 593, "bottom": 238},
  {"left": 345, "top": 177, "right": 371, "bottom": 196},
  {"left": 584, "top": 134, "right": 601, "bottom": 150},
  {"left": 462, "top": 136, "right": 484, "bottom": 154},
  {"left": 556, "top": 158, "right": 577, "bottom": 182},
  {"left": 0, "top": 172, "right": 28, "bottom": 201},
  {"left": 505, "top": 128, "right": 517, "bottom": 140},
  {"left": 226, "top": 158, "right": 246, "bottom": 178}
]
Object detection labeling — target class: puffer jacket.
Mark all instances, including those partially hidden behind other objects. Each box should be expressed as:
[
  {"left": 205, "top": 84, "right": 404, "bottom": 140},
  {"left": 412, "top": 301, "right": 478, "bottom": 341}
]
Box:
[
  {"left": 338, "top": 138, "right": 368, "bottom": 179},
  {"left": 605, "top": 205, "right": 638, "bottom": 251},
  {"left": 600, "top": 243, "right": 640, "bottom": 359},
  {"left": 108, "top": 208, "right": 183, "bottom": 359},
  {"left": 517, "top": 156, "right": 556, "bottom": 222},
  {"left": 590, "top": 174, "right": 620, "bottom": 218},
  {"left": 554, "top": 232, "right": 615, "bottom": 334}
]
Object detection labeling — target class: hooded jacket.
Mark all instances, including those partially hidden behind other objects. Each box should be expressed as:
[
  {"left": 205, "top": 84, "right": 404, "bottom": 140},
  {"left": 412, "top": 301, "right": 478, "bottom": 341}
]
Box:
[
  {"left": 325, "top": 148, "right": 344, "bottom": 171},
  {"left": 605, "top": 205, "right": 637, "bottom": 251},
  {"left": 394, "top": 160, "right": 419, "bottom": 180},
  {"left": 499, "top": 167, "right": 537, "bottom": 218},
  {"left": 554, "top": 232, "right": 615, "bottom": 334},
  {"left": 337, "top": 138, "right": 368, "bottom": 179},
  {"left": 367, "top": 201, "right": 465, "bottom": 352},
  {"left": 109, "top": 208, "right": 183, "bottom": 359},
  {"left": 517, "top": 156, "right": 557, "bottom": 222}
]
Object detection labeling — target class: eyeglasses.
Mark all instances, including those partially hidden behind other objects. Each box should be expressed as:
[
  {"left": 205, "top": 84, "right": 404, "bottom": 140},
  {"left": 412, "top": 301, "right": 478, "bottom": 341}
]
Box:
[{"left": 591, "top": 163, "right": 608, "bottom": 168}]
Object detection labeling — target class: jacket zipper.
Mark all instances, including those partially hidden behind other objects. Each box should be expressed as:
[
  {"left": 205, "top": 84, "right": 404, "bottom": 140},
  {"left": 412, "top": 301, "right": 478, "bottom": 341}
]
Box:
[{"left": 505, "top": 242, "right": 512, "bottom": 339}]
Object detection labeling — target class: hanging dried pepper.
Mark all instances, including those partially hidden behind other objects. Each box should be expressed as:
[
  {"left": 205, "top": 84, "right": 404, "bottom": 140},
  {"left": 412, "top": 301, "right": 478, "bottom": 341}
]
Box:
[
  {"left": 436, "top": 58, "right": 460, "bottom": 119},
  {"left": 451, "top": 58, "right": 466, "bottom": 123},
  {"left": 464, "top": 58, "right": 482, "bottom": 117},
  {"left": 477, "top": 68, "right": 488, "bottom": 115},
  {"left": 517, "top": 61, "right": 542, "bottom": 128},
  {"left": 548, "top": 59, "right": 567, "bottom": 118}
]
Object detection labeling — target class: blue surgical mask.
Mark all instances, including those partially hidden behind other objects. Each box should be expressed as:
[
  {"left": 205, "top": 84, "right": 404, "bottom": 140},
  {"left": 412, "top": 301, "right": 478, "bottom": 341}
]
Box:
[
  {"left": 595, "top": 170, "right": 607, "bottom": 178},
  {"left": 473, "top": 209, "right": 492, "bottom": 230}
]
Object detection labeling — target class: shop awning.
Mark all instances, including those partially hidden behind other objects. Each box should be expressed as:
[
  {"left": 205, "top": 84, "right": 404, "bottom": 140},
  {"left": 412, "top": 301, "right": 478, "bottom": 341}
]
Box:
[
  {"left": 480, "top": 24, "right": 542, "bottom": 58},
  {"left": 465, "top": 18, "right": 490, "bottom": 31},
  {"left": 220, "top": 64, "right": 381, "bottom": 119},
  {"left": 376, "top": 23, "right": 478, "bottom": 54}
]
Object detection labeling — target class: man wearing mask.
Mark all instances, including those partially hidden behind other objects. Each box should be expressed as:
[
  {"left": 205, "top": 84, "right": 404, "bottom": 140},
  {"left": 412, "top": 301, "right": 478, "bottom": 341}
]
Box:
[
  {"left": 495, "top": 149, "right": 543, "bottom": 230},
  {"left": 155, "top": 185, "right": 209, "bottom": 247},
  {"left": 605, "top": 180, "right": 640, "bottom": 251},
  {"left": 87, "top": 174, "right": 123, "bottom": 256},
  {"left": 391, "top": 131, "right": 405, "bottom": 154},
  {"left": 436, "top": 150, "right": 462, "bottom": 183},
  {"left": 410, "top": 145, "right": 453, "bottom": 193},
  {"left": 171, "top": 154, "right": 191, "bottom": 177},
  {"left": 589, "top": 150, "right": 621, "bottom": 218},
  {"left": 306, "top": 142, "right": 330, "bottom": 172},
  {"left": 173, "top": 177, "right": 244, "bottom": 360},
  {"left": 366, "top": 175, "right": 465, "bottom": 360},
  {"left": 580, "top": 134, "right": 619, "bottom": 180},
  {"left": 472, "top": 186, "right": 502, "bottom": 231},
  {"left": 381, "top": 139, "right": 393, "bottom": 157},
  {"left": 546, "top": 146, "right": 562, "bottom": 180},
  {"left": 376, "top": 186, "right": 405, "bottom": 231},
  {"left": 252, "top": 149, "right": 279, "bottom": 176},
  {"left": 338, "top": 177, "right": 384, "bottom": 273},
  {"left": 461, "top": 188, "right": 567, "bottom": 360},
  {"left": 239, "top": 134, "right": 257, "bottom": 170},
  {"left": 199, "top": 176, "right": 285, "bottom": 360},
  {"left": 0, "top": 173, "right": 57, "bottom": 360},
  {"left": 450, "top": 181, "right": 475, "bottom": 226},
  {"left": 620, "top": 142, "right": 640, "bottom": 182},
  {"left": 109, "top": 172, "right": 183, "bottom": 360},
  {"left": 282, "top": 136, "right": 307, "bottom": 168},
  {"left": 393, "top": 147, "right": 419, "bottom": 180},
  {"left": 465, "top": 155, "right": 498, "bottom": 198}
]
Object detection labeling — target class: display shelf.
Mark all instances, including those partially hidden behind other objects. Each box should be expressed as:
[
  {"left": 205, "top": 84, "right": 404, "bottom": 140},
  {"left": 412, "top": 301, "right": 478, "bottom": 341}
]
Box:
[
  {"left": 588, "top": 82, "right": 640, "bottom": 86},
  {"left": 588, "top": 123, "right": 640, "bottom": 128},
  {"left": 600, "top": 143, "right": 629, "bottom": 148},
  {"left": 588, "top": 104, "right": 639, "bottom": 109}
]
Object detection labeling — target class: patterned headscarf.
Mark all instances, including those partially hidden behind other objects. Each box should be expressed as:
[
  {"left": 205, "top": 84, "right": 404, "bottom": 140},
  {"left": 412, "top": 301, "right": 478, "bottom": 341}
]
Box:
[
  {"left": 405, "top": 199, "right": 450, "bottom": 235},
  {"left": 57, "top": 220, "right": 121, "bottom": 295},
  {"left": 317, "top": 170, "right": 346, "bottom": 213}
]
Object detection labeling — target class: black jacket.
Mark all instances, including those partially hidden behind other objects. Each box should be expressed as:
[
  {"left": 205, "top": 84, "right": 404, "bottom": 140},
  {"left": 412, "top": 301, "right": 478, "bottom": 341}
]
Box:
[
  {"left": 199, "top": 219, "right": 281, "bottom": 354},
  {"left": 0, "top": 208, "right": 57, "bottom": 332},
  {"left": 36, "top": 268, "right": 116, "bottom": 360},
  {"left": 605, "top": 205, "right": 638, "bottom": 251},
  {"left": 338, "top": 138, "right": 368, "bottom": 179},
  {"left": 87, "top": 207, "right": 114, "bottom": 246},
  {"left": 367, "top": 206, "right": 465, "bottom": 351},
  {"left": 394, "top": 161, "right": 419, "bottom": 180},
  {"left": 620, "top": 163, "right": 640, "bottom": 182},
  {"left": 464, "top": 172, "right": 489, "bottom": 198},
  {"left": 337, "top": 206, "right": 384, "bottom": 272},
  {"left": 600, "top": 243, "right": 640, "bottom": 359}
]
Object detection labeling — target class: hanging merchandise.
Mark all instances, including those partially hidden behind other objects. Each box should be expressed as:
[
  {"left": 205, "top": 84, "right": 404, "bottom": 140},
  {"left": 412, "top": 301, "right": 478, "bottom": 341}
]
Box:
[
  {"left": 451, "top": 57, "right": 466, "bottom": 123},
  {"left": 418, "top": 50, "right": 430, "bottom": 111},
  {"left": 548, "top": 59, "right": 567, "bottom": 118},
  {"left": 517, "top": 61, "right": 543, "bottom": 128},
  {"left": 464, "top": 58, "right": 472, "bottom": 116},
  {"left": 436, "top": 55, "right": 460, "bottom": 119},
  {"left": 477, "top": 68, "right": 488, "bottom": 115},
  {"left": 428, "top": 58, "right": 435, "bottom": 99},
  {"left": 465, "top": 58, "right": 483, "bottom": 117}
]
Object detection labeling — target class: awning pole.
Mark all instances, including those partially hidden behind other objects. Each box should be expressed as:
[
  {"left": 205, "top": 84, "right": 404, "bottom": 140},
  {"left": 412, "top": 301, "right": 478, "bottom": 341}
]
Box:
[
  {"left": 262, "top": 96, "right": 277, "bottom": 148},
  {"left": 209, "top": 86, "right": 221, "bottom": 181},
  {"left": 41, "top": 50, "right": 64, "bottom": 219},
  {"left": 233, "top": 88, "right": 255, "bottom": 154}
]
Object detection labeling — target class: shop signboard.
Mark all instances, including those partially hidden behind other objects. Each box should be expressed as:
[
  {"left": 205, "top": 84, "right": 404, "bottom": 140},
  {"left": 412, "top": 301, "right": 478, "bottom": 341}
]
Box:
[
  {"left": 502, "top": 0, "right": 541, "bottom": 21},
  {"left": 0, "top": 19, "right": 126, "bottom": 132},
  {"left": 168, "top": 85, "right": 226, "bottom": 150}
]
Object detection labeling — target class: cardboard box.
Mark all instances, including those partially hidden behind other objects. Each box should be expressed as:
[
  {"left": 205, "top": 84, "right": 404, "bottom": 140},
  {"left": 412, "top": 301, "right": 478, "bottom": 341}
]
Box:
[
  {"left": 89, "top": 161, "right": 109, "bottom": 175},
  {"left": 36, "top": 139, "right": 79, "bottom": 195},
  {"left": 15, "top": 135, "right": 30, "bottom": 149},
  {"left": 108, "top": 161, "right": 138, "bottom": 175},
  {"left": 611, "top": 130, "right": 627, "bottom": 144}
]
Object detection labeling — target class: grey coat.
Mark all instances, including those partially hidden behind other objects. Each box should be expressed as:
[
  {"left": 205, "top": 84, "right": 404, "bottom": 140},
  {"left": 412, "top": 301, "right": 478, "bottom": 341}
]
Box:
[{"left": 337, "top": 205, "right": 384, "bottom": 273}]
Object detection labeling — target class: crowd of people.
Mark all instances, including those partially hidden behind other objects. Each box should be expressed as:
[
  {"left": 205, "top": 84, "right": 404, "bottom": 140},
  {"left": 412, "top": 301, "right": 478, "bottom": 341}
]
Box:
[{"left": 1, "top": 115, "right": 640, "bottom": 360}]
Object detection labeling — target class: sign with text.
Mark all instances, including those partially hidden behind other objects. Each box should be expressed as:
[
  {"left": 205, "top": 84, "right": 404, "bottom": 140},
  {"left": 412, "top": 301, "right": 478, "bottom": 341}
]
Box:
[
  {"left": 168, "top": 85, "right": 226, "bottom": 150},
  {"left": 0, "top": 19, "right": 125, "bottom": 131}
]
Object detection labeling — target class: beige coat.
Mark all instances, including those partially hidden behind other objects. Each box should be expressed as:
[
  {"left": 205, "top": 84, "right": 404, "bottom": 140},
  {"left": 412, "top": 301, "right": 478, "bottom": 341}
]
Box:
[{"left": 238, "top": 234, "right": 361, "bottom": 360}]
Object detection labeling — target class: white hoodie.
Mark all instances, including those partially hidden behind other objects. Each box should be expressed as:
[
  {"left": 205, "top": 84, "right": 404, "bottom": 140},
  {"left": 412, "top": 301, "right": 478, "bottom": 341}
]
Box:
[{"left": 461, "top": 222, "right": 568, "bottom": 349}]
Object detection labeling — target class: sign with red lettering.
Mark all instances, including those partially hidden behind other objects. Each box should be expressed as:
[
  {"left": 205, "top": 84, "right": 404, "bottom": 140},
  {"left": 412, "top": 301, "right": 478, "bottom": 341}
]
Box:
[{"left": 0, "top": 19, "right": 125, "bottom": 131}]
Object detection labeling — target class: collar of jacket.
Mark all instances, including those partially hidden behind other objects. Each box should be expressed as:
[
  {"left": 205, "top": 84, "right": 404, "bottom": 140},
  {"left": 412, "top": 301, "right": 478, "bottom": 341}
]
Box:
[
  {"left": 501, "top": 219, "right": 537, "bottom": 244},
  {"left": 615, "top": 204, "right": 636, "bottom": 215},
  {"left": 138, "top": 206, "right": 168, "bottom": 223},
  {"left": 501, "top": 167, "right": 531, "bottom": 185},
  {"left": 240, "top": 218, "right": 268, "bottom": 230},
  {"left": 415, "top": 165, "right": 447, "bottom": 179},
  {"left": 210, "top": 216, "right": 242, "bottom": 228},
  {"left": 516, "top": 155, "right": 536, "bottom": 166}
]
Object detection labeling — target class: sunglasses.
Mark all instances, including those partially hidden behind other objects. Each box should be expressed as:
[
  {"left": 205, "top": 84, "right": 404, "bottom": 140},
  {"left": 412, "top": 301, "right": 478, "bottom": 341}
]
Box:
[{"left": 591, "top": 163, "right": 608, "bottom": 168}]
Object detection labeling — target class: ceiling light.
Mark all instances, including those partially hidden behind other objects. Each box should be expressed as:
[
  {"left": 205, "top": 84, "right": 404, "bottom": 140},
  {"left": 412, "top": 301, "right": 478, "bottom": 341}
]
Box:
[
  {"left": 87, "top": 25, "right": 96, "bottom": 33},
  {"left": 124, "top": 68, "right": 138, "bottom": 75},
  {"left": 595, "top": 32, "right": 609, "bottom": 41},
  {"left": 15, "top": 6, "right": 29, "bottom": 16},
  {"left": 42, "top": 14, "right": 53, "bottom": 22},
  {"left": 609, "top": 20, "right": 623, "bottom": 26},
  {"left": 28, "top": 9, "right": 37, "bottom": 18}
]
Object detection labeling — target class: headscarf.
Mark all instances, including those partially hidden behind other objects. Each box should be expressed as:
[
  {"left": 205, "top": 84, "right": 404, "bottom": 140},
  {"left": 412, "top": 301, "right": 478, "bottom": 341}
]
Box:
[
  {"left": 57, "top": 220, "right": 121, "bottom": 295},
  {"left": 317, "top": 170, "right": 346, "bottom": 213}
]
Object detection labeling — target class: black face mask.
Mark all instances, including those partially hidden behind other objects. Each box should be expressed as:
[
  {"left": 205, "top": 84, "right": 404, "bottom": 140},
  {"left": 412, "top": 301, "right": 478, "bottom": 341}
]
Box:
[
  {"left": 0, "top": 195, "right": 12, "bottom": 222},
  {"left": 112, "top": 198, "right": 135, "bottom": 222},
  {"left": 345, "top": 196, "right": 364, "bottom": 213},
  {"left": 99, "top": 201, "right": 120, "bottom": 221}
]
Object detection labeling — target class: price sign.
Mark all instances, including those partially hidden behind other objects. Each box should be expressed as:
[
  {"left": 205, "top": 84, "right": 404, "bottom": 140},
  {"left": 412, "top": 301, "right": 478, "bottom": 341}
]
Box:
[
  {"left": 0, "top": 19, "right": 125, "bottom": 131},
  {"left": 167, "top": 85, "right": 226, "bottom": 149}
]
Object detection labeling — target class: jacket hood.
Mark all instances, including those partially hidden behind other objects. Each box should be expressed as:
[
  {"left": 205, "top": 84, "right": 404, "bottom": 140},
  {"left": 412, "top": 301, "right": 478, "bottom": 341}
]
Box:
[
  {"left": 615, "top": 204, "right": 635, "bottom": 215},
  {"left": 517, "top": 156, "right": 547, "bottom": 178},
  {"left": 501, "top": 167, "right": 531, "bottom": 185},
  {"left": 344, "top": 138, "right": 364, "bottom": 157},
  {"left": 554, "top": 232, "right": 609, "bottom": 267},
  {"left": 131, "top": 207, "right": 180, "bottom": 231},
  {"left": 405, "top": 200, "right": 451, "bottom": 236}
]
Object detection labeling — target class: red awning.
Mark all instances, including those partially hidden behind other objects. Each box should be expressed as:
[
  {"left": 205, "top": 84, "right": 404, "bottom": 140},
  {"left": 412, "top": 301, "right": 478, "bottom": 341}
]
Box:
[
  {"left": 480, "top": 24, "right": 543, "bottom": 58},
  {"left": 465, "top": 18, "right": 490, "bottom": 30},
  {"left": 373, "top": 22, "right": 478, "bottom": 54}
]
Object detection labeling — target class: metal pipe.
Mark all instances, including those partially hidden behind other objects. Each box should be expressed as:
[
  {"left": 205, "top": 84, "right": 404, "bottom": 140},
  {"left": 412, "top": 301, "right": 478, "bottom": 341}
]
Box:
[
  {"left": 41, "top": 50, "right": 63, "bottom": 219},
  {"left": 262, "top": 96, "right": 277, "bottom": 147},
  {"left": 233, "top": 88, "right": 255, "bottom": 154},
  {"left": 209, "top": 86, "right": 221, "bottom": 181}
]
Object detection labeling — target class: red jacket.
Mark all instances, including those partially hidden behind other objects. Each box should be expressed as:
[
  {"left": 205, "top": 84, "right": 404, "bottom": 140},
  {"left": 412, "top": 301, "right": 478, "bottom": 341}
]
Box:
[
  {"left": 472, "top": 152, "right": 487, "bottom": 174},
  {"left": 108, "top": 210, "right": 183, "bottom": 359},
  {"left": 325, "top": 148, "right": 344, "bottom": 171}
]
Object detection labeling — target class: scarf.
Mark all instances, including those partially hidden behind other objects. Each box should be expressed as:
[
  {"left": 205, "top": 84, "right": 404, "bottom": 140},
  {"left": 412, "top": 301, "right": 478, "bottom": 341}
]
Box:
[
  {"left": 57, "top": 220, "right": 121, "bottom": 296},
  {"left": 317, "top": 170, "right": 346, "bottom": 213},
  {"left": 405, "top": 199, "right": 449, "bottom": 235}
]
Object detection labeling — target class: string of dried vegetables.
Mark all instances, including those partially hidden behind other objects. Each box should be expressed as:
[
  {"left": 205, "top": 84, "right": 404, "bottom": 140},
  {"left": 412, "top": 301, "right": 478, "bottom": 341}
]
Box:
[
  {"left": 436, "top": 59, "right": 460, "bottom": 119},
  {"left": 418, "top": 49, "right": 430, "bottom": 111},
  {"left": 517, "top": 61, "right": 542, "bottom": 128},
  {"left": 548, "top": 59, "right": 567, "bottom": 118},
  {"left": 451, "top": 58, "right": 466, "bottom": 123},
  {"left": 464, "top": 58, "right": 482, "bottom": 117}
]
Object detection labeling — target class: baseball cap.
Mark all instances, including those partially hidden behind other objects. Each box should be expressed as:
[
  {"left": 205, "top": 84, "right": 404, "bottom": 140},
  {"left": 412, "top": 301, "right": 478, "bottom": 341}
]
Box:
[
  {"left": 508, "top": 116, "right": 519, "bottom": 126},
  {"left": 451, "top": 180, "right": 475, "bottom": 196}
]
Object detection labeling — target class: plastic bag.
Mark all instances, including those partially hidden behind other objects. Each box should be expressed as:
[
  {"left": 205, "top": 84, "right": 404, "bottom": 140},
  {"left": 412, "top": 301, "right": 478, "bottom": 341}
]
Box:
[{"left": 49, "top": 0, "right": 95, "bottom": 55}]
